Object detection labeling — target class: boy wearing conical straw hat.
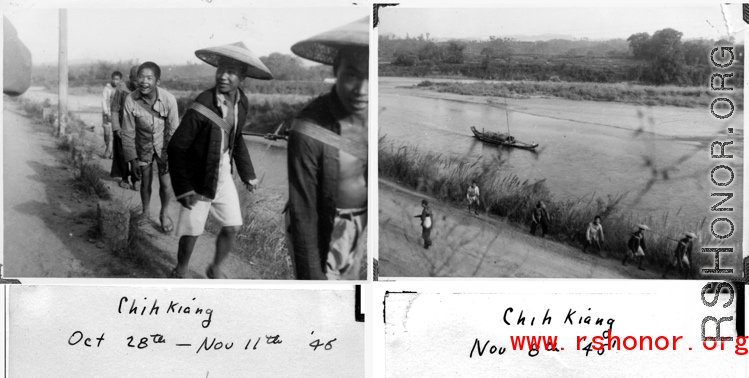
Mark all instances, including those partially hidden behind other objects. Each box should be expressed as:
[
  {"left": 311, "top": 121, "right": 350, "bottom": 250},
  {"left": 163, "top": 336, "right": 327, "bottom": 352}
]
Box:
[
  {"left": 622, "top": 224, "right": 649, "bottom": 271},
  {"left": 167, "top": 42, "right": 273, "bottom": 279},
  {"left": 286, "top": 17, "right": 369, "bottom": 280},
  {"left": 661, "top": 232, "right": 696, "bottom": 279}
]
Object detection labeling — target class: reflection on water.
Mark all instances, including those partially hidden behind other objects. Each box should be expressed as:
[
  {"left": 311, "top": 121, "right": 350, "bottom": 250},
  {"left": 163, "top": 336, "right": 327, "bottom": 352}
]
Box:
[{"left": 379, "top": 91, "right": 743, "bottom": 230}]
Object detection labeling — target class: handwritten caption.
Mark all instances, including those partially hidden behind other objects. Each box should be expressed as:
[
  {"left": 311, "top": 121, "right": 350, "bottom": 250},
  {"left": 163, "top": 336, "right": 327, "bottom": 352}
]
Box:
[{"left": 64, "top": 296, "right": 338, "bottom": 354}]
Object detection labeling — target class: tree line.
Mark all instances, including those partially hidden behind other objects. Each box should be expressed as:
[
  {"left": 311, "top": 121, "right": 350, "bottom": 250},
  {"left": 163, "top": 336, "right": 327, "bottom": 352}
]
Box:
[
  {"left": 31, "top": 53, "right": 333, "bottom": 90},
  {"left": 381, "top": 29, "right": 744, "bottom": 87}
]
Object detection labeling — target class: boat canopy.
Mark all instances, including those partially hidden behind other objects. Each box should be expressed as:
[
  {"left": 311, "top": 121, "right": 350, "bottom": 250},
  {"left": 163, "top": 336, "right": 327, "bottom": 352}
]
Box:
[{"left": 485, "top": 131, "right": 513, "bottom": 142}]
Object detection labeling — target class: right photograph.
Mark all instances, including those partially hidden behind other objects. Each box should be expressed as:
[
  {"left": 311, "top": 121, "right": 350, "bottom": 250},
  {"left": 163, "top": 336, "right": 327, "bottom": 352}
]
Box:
[{"left": 376, "top": 6, "right": 744, "bottom": 279}]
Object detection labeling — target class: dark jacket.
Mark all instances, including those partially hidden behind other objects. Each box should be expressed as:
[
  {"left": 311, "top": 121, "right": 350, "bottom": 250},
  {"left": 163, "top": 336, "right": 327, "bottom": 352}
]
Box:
[
  {"left": 673, "top": 237, "right": 693, "bottom": 264},
  {"left": 287, "top": 88, "right": 354, "bottom": 280},
  {"left": 168, "top": 87, "right": 256, "bottom": 200},
  {"left": 110, "top": 83, "right": 133, "bottom": 132},
  {"left": 415, "top": 206, "right": 432, "bottom": 229},
  {"left": 628, "top": 231, "right": 647, "bottom": 253},
  {"left": 532, "top": 205, "right": 550, "bottom": 224}
]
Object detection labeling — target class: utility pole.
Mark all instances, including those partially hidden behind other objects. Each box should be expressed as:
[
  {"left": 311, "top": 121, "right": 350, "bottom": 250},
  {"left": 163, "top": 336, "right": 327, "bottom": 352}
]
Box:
[{"left": 58, "top": 9, "right": 68, "bottom": 137}]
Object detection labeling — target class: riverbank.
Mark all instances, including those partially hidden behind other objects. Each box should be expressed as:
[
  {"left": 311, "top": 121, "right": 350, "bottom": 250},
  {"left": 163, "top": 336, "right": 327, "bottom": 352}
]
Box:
[
  {"left": 412, "top": 80, "right": 743, "bottom": 110},
  {"left": 378, "top": 179, "right": 665, "bottom": 279},
  {"left": 379, "top": 137, "right": 738, "bottom": 278}
]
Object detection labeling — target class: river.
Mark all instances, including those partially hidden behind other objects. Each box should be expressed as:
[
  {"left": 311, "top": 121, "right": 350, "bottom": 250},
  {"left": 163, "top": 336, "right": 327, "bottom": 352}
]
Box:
[{"left": 378, "top": 77, "right": 744, "bottom": 232}]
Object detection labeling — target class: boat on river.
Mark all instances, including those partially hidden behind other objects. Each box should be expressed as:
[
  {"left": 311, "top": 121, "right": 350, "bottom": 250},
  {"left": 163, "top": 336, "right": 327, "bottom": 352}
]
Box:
[{"left": 470, "top": 126, "right": 538, "bottom": 150}]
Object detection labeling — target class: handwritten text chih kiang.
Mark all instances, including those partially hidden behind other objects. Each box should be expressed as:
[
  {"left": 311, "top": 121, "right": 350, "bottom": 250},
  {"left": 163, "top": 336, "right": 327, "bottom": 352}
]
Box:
[{"left": 118, "top": 295, "right": 214, "bottom": 328}]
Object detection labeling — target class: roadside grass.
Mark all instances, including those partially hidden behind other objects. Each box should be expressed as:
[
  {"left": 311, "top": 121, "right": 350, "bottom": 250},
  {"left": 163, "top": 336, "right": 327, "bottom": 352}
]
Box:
[
  {"left": 414, "top": 80, "right": 744, "bottom": 110},
  {"left": 73, "top": 161, "right": 111, "bottom": 200},
  {"left": 16, "top": 93, "right": 369, "bottom": 280},
  {"left": 205, "top": 176, "right": 293, "bottom": 280},
  {"left": 20, "top": 97, "right": 110, "bottom": 200},
  {"left": 205, "top": 173, "right": 368, "bottom": 280},
  {"left": 117, "top": 206, "right": 154, "bottom": 269},
  {"left": 379, "top": 136, "right": 727, "bottom": 277}
]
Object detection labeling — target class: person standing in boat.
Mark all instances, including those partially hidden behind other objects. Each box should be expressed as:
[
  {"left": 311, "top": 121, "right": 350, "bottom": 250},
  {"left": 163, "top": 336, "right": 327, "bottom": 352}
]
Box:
[
  {"left": 582, "top": 215, "right": 604, "bottom": 255},
  {"left": 415, "top": 199, "right": 433, "bottom": 249},
  {"left": 622, "top": 224, "right": 648, "bottom": 271},
  {"left": 466, "top": 181, "right": 480, "bottom": 215},
  {"left": 661, "top": 232, "right": 695, "bottom": 279},
  {"left": 529, "top": 201, "right": 550, "bottom": 237}
]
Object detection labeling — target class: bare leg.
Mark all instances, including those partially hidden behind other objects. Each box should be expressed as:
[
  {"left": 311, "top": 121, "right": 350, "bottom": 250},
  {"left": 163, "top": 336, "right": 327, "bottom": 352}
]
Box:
[
  {"left": 103, "top": 129, "right": 112, "bottom": 158},
  {"left": 158, "top": 172, "right": 173, "bottom": 232},
  {"left": 139, "top": 164, "right": 153, "bottom": 218},
  {"left": 209, "top": 225, "right": 240, "bottom": 278},
  {"left": 174, "top": 235, "right": 199, "bottom": 277}
]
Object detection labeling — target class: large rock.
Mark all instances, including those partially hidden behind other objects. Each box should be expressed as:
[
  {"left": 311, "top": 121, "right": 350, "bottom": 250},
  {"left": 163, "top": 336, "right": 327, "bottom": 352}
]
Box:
[{"left": 97, "top": 201, "right": 129, "bottom": 252}]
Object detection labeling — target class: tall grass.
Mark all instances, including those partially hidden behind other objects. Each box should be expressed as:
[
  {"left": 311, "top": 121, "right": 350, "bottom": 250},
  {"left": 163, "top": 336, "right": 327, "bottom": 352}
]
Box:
[
  {"left": 379, "top": 137, "right": 727, "bottom": 276},
  {"left": 204, "top": 175, "right": 293, "bottom": 280},
  {"left": 115, "top": 206, "right": 153, "bottom": 268},
  {"left": 20, "top": 97, "right": 88, "bottom": 135},
  {"left": 416, "top": 80, "right": 744, "bottom": 110},
  {"left": 73, "top": 161, "right": 111, "bottom": 200}
]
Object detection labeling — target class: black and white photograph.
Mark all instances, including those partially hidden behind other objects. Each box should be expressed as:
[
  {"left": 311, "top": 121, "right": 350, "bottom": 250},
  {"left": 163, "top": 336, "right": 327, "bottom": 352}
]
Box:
[
  {"left": 376, "top": 5, "right": 744, "bottom": 279},
  {"left": 3, "top": 6, "right": 369, "bottom": 280}
]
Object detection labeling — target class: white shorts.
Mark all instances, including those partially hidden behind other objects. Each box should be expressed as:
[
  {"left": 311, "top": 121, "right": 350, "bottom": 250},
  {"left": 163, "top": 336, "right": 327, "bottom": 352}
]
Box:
[{"left": 176, "top": 152, "right": 242, "bottom": 236}]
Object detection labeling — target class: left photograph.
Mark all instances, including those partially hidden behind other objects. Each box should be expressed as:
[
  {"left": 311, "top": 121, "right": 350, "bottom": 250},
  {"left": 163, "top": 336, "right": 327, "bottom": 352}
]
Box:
[{"left": 3, "top": 8, "right": 369, "bottom": 280}]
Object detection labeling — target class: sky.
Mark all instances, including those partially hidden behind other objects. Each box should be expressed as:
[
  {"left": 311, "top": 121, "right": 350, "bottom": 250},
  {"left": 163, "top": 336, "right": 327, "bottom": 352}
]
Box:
[
  {"left": 4, "top": 6, "right": 368, "bottom": 66},
  {"left": 377, "top": 5, "right": 746, "bottom": 42}
]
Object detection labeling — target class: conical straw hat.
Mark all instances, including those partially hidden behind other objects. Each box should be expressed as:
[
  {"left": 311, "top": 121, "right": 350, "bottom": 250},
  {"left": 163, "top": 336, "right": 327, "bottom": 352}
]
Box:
[
  {"left": 291, "top": 16, "right": 369, "bottom": 65},
  {"left": 685, "top": 232, "right": 697, "bottom": 238},
  {"left": 195, "top": 41, "right": 274, "bottom": 80}
]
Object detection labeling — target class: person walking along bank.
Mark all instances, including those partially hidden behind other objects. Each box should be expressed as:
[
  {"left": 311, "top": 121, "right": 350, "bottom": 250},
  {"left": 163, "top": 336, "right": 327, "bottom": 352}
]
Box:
[{"left": 415, "top": 199, "right": 433, "bottom": 249}]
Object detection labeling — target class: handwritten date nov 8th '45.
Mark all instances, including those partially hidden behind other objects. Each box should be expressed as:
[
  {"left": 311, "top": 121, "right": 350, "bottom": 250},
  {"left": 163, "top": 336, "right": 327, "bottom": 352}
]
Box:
[{"left": 67, "top": 331, "right": 337, "bottom": 354}]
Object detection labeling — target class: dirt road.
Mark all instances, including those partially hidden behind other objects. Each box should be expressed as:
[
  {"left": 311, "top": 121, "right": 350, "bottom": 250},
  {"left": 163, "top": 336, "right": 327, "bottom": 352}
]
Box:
[
  {"left": 378, "top": 179, "right": 661, "bottom": 278},
  {"left": 4, "top": 91, "right": 260, "bottom": 278}
]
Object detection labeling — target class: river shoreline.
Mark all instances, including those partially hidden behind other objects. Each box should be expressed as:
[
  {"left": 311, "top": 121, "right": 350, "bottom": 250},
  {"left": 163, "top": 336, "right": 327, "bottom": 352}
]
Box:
[{"left": 378, "top": 77, "right": 743, "bottom": 275}]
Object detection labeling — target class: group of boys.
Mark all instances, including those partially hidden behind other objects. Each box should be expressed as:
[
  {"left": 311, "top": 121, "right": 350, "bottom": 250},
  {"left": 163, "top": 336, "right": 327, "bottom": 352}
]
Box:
[
  {"left": 417, "top": 182, "right": 696, "bottom": 279},
  {"left": 101, "top": 18, "right": 369, "bottom": 280}
]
